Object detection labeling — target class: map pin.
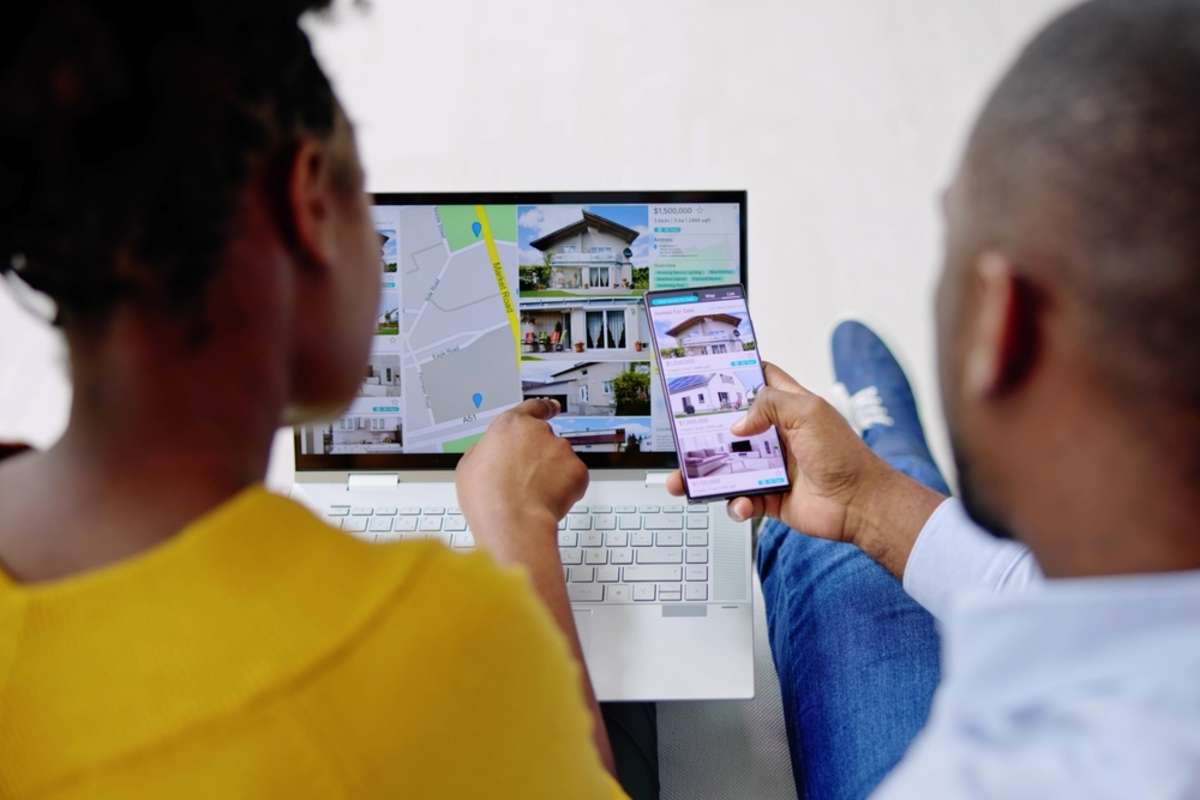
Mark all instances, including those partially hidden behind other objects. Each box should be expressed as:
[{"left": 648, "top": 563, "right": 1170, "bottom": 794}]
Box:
[
  {"left": 471, "top": 221, "right": 482, "bottom": 238},
  {"left": 472, "top": 393, "right": 483, "bottom": 409}
]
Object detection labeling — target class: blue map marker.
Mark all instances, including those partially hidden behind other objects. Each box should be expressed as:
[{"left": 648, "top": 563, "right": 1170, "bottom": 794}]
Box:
[
  {"left": 471, "top": 221, "right": 482, "bottom": 238},
  {"left": 472, "top": 392, "right": 483, "bottom": 409}
]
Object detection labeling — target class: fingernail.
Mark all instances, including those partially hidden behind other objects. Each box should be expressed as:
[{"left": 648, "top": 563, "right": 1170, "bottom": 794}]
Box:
[{"left": 729, "top": 504, "right": 746, "bottom": 521}]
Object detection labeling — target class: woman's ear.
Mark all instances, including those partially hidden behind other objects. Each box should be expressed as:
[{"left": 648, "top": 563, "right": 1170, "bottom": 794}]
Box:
[{"left": 286, "top": 137, "right": 341, "bottom": 272}]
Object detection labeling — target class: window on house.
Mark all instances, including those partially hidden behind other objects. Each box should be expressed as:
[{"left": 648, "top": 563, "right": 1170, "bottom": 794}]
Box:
[
  {"left": 711, "top": 344, "right": 728, "bottom": 354},
  {"left": 588, "top": 266, "right": 609, "bottom": 288},
  {"left": 698, "top": 393, "right": 705, "bottom": 403},
  {"left": 580, "top": 385, "right": 589, "bottom": 403},
  {"left": 603, "top": 380, "right": 614, "bottom": 395},
  {"left": 718, "top": 392, "right": 729, "bottom": 404}
]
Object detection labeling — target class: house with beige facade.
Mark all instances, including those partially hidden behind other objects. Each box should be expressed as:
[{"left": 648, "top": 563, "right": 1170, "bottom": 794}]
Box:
[{"left": 529, "top": 211, "right": 640, "bottom": 294}]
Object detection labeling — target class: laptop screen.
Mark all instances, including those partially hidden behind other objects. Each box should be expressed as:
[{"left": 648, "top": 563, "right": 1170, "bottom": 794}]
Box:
[{"left": 294, "top": 191, "right": 748, "bottom": 471}]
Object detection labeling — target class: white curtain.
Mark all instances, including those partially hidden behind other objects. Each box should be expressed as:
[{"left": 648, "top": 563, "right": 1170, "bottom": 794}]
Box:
[
  {"left": 587, "top": 312, "right": 604, "bottom": 348},
  {"left": 609, "top": 311, "right": 626, "bottom": 349}
]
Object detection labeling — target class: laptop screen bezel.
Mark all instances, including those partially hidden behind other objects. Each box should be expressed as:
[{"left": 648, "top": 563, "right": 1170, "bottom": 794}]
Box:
[{"left": 293, "top": 189, "right": 749, "bottom": 472}]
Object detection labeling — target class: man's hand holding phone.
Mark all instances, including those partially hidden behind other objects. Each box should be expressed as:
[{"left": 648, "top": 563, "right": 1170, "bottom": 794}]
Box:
[{"left": 665, "top": 363, "right": 946, "bottom": 578}]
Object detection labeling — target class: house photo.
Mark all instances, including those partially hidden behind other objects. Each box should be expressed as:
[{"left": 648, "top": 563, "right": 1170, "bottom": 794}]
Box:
[
  {"left": 324, "top": 414, "right": 403, "bottom": 453},
  {"left": 656, "top": 312, "right": 753, "bottom": 358},
  {"left": 518, "top": 297, "right": 651, "bottom": 359},
  {"left": 522, "top": 361, "right": 651, "bottom": 416},
  {"left": 668, "top": 370, "right": 761, "bottom": 416},
  {"left": 360, "top": 353, "right": 402, "bottom": 398},
  {"left": 518, "top": 206, "right": 651, "bottom": 298},
  {"left": 550, "top": 416, "right": 654, "bottom": 453}
]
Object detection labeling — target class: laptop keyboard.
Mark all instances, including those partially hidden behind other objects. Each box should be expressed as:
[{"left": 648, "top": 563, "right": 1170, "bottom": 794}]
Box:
[{"left": 324, "top": 503, "right": 712, "bottom": 604}]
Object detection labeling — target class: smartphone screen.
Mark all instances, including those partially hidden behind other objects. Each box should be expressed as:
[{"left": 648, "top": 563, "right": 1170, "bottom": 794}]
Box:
[{"left": 644, "top": 284, "right": 790, "bottom": 502}]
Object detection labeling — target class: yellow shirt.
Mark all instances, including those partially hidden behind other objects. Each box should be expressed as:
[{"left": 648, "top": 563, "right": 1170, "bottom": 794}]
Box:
[{"left": 0, "top": 487, "right": 624, "bottom": 799}]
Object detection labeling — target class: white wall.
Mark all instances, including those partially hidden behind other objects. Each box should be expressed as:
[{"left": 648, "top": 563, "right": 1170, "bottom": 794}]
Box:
[{"left": 1, "top": 0, "right": 1074, "bottom": 483}]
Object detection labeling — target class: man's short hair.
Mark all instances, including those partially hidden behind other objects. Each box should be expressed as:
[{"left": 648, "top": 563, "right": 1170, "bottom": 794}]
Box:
[{"left": 964, "top": 0, "right": 1200, "bottom": 413}]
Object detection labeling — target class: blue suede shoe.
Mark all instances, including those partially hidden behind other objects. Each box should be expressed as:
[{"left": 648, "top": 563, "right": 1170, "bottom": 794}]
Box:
[{"left": 830, "top": 320, "right": 951, "bottom": 495}]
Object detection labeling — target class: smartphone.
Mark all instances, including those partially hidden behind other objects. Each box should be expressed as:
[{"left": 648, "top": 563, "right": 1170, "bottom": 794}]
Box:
[{"left": 644, "top": 283, "right": 790, "bottom": 503}]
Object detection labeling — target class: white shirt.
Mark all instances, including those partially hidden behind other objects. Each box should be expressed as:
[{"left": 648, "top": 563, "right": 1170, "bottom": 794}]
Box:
[{"left": 876, "top": 498, "right": 1200, "bottom": 799}]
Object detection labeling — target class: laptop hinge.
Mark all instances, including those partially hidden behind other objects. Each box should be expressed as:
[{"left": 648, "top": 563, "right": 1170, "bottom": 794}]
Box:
[
  {"left": 644, "top": 471, "right": 671, "bottom": 489},
  {"left": 347, "top": 473, "right": 400, "bottom": 490}
]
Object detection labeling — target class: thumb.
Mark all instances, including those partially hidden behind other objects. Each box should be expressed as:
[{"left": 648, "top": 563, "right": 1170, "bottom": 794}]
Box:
[{"left": 730, "top": 386, "right": 786, "bottom": 436}]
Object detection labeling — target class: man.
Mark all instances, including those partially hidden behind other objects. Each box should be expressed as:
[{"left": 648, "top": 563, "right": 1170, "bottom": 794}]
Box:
[{"left": 670, "top": 0, "right": 1200, "bottom": 795}]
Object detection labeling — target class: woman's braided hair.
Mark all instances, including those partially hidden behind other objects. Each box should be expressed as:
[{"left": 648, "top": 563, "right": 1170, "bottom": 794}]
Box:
[{"left": 0, "top": 1, "right": 339, "bottom": 327}]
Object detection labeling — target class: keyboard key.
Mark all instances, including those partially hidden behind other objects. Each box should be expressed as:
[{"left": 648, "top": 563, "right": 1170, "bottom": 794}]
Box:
[
  {"left": 453, "top": 531, "right": 475, "bottom": 549},
  {"left": 622, "top": 566, "right": 683, "bottom": 582},
  {"left": 419, "top": 517, "right": 442, "bottom": 532},
  {"left": 398, "top": 507, "right": 421, "bottom": 516},
  {"left": 686, "top": 530, "right": 709, "bottom": 547},
  {"left": 596, "top": 566, "right": 620, "bottom": 583},
  {"left": 685, "top": 584, "right": 708, "bottom": 601},
  {"left": 581, "top": 531, "right": 604, "bottom": 548},
  {"left": 568, "top": 584, "right": 604, "bottom": 602},
  {"left": 571, "top": 504, "right": 589, "bottom": 514},
  {"left": 604, "top": 531, "right": 628, "bottom": 548},
  {"left": 593, "top": 515, "right": 616, "bottom": 531},
  {"left": 443, "top": 515, "right": 467, "bottom": 531},
  {"left": 343, "top": 518, "right": 368, "bottom": 533},
  {"left": 659, "top": 585, "right": 683, "bottom": 602},
  {"left": 584, "top": 548, "right": 607, "bottom": 565},
  {"left": 327, "top": 506, "right": 350, "bottom": 516},
  {"left": 394, "top": 517, "right": 417, "bottom": 532},
  {"left": 557, "top": 518, "right": 568, "bottom": 531},
  {"left": 634, "top": 584, "right": 656, "bottom": 602},
  {"left": 615, "top": 505, "right": 637, "bottom": 514},
  {"left": 686, "top": 516, "right": 708, "bottom": 530},
  {"left": 559, "top": 548, "right": 583, "bottom": 565},
  {"left": 569, "top": 515, "right": 592, "bottom": 530},
  {"left": 557, "top": 531, "right": 578, "bottom": 548},
  {"left": 375, "top": 506, "right": 397, "bottom": 516},
  {"left": 637, "top": 548, "right": 683, "bottom": 565},
  {"left": 663, "top": 504, "right": 685, "bottom": 514},
  {"left": 368, "top": 517, "right": 392, "bottom": 533},
  {"left": 422, "top": 506, "right": 445, "bottom": 515},
  {"left": 686, "top": 565, "right": 708, "bottom": 582},
  {"left": 606, "top": 584, "right": 632, "bottom": 602},
  {"left": 656, "top": 531, "right": 683, "bottom": 547},
  {"left": 350, "top": 506, "right": 373, "bottom": 516},
  {"left": 685, "top": 548, "right": 708, "bottom": 564},
  {"left": 433, "top": 533, "right": 453, "bottom": 547},
  {"left": 618, "top": 514, "right": 641, "bottom": 530},
  {"left": 591, "top": 505, "right": 613, "bottom": 514},
  {"left": 568, "top": 566, "right": 595, "bottom": 583},
  {"left": 661, "top": 515, "right": 684, "bottom": 529},
  {"left": 638, "top": 504, "right": 661, "bottom": 513},
  {"left": 447, "top": 506, "right": 461, "bottom": 514},
  {"left": 610, "top": 548, "right": 633, "bottom": 565},
  {"left": 631, "top": 531, "right": 653, "bottom": 547}
]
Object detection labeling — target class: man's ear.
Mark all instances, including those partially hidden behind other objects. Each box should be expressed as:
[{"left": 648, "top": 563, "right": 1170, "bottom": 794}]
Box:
[
  {"left": 286, "top": 137, "right": 338, "bottom": 271},
  {"left": 963, "top": 252, "right": 1040, "bottom": 398}
]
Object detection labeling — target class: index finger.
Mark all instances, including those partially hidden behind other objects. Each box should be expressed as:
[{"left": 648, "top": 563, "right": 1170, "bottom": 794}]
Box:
[{"left": 509, "top": 397, "right": 561, "bottom": 421}]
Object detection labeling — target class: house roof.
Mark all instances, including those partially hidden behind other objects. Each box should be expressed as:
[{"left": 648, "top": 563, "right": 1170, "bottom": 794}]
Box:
[
  {"left": 529, "top": 211, "right": 640, "bottom": 251},
  {"left": 561, "top": 428, "right": 626, "bottom": 445},
  {"left": 665, "top": 314, "right": 741, "bottom": 338},
  {"left": 667, "top": 374, "right": 714, "bottom": 394},
  {"left": 550, "top": 361, "right": 600, "bottom": 379}
]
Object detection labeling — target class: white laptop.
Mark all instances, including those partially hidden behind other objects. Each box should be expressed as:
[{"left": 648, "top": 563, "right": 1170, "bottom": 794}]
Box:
[{"left": 290, "top": 191, "right": 754, "bottom": 701}]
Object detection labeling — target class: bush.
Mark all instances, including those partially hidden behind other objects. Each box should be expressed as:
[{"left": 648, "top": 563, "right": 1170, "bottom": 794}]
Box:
[{"left": 614, "top": 370, "right": 651, "bottom": 415}]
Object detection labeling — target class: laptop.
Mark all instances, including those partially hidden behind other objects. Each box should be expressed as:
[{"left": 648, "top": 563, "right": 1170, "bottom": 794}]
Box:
[{"left": 291, "top": 191, "right": 754, "bottom": 701}]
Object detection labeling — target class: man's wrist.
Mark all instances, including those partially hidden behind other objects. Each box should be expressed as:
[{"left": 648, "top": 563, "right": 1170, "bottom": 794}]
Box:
[{"left": 845, "top": 460, "right": 946, "bottom": 579}]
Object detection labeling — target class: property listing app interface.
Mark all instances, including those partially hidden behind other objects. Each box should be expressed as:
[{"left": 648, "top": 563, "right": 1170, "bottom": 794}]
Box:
[
  {"left": 646, "top": 287, "right": 789, "bottom": 499},
  {"left": 295, "top": 200, "right": 742, "bottom": 456}
]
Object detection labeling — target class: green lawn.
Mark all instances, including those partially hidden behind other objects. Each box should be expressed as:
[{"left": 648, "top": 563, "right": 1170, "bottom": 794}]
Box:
[
  {"left": 436, "top": 204, "right": 517, "bottom": 252},
  {"left": 441, "top": 432, "right": 485, "bottom": 453},
  {"left": 376, "top": 323, "right": 399, "bottom": 336},
  {"left": 521, "top": 289, "right": 639, "bottom": 298}
]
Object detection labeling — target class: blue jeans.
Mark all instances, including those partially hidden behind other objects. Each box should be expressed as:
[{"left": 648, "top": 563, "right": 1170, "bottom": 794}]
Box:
[{"left": 758, "top": 456, "right": 948, "bottom": 799}]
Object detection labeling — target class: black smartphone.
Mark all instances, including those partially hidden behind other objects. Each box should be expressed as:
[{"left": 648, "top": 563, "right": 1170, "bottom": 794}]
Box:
[{"left": 644, "top": 283, "right": 790, "bottom": 502}]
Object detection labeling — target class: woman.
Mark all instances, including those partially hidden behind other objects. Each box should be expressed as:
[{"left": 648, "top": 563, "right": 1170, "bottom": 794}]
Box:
[{"left": 0, "top": 3, "right": 627, "bottom": 797}]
